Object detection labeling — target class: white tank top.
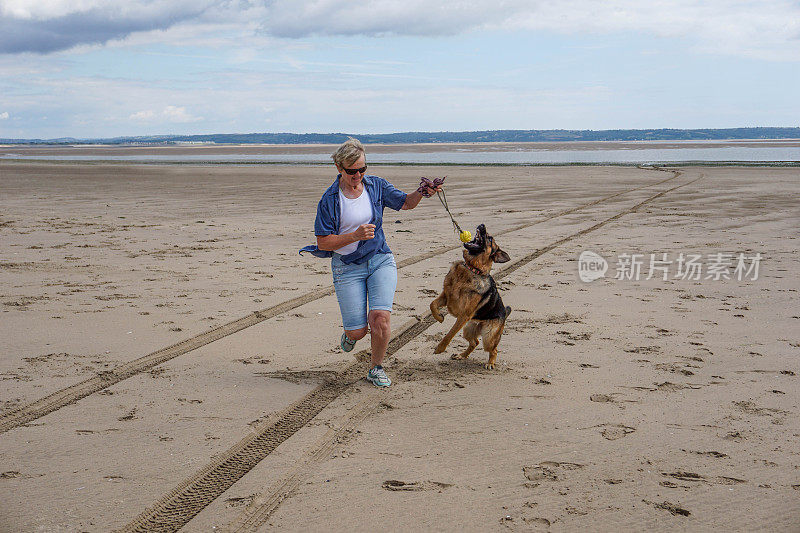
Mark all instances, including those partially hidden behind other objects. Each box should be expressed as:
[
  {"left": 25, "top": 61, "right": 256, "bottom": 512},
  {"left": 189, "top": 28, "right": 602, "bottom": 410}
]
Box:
[{"left": 336, "top": 187, "right": 373, "bottom": 255}]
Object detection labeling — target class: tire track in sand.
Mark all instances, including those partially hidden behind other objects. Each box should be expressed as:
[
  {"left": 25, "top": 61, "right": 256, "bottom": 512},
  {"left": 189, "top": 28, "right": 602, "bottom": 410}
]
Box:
[
  {"left": 117, "top": 173, "right": 702, "bottom": 533},
  {"left": 0, "top": 168, "right": 681, "bottom": 435},
  {"left": 219, "top": 394, "right": 381, "bottom": 532}
]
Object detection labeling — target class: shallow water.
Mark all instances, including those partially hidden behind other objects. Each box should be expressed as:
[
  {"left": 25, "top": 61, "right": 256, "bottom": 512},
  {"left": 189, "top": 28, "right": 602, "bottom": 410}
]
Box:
[{"left": 2, "top": 144, "right": 798, "bottom": 164}]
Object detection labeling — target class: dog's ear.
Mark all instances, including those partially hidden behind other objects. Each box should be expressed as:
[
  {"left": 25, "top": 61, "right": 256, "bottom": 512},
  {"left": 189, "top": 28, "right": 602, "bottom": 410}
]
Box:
[{"left": 492, "top": 248, "right": 510, "bottom": 263}]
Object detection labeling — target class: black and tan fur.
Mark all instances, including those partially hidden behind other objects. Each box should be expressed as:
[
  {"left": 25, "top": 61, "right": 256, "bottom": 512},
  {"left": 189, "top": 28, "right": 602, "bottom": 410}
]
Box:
[{"left": 430, "top": 224, "right": 511, "bottom": 369}]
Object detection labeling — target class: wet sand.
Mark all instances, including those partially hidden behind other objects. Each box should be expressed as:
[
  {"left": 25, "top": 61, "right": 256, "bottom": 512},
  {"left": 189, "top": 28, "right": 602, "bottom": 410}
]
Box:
[
  {"left": 0, "top": 162, "right": 798, "bottom": 531},
  {"left": 2, "top": 139, "right": 799, "bottom": 158}
]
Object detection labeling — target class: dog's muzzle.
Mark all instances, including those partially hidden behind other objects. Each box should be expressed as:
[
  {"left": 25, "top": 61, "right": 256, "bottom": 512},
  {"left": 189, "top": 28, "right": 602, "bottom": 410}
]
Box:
[{"left": 463, "top": 224, "right": 486, "bottom": 254}]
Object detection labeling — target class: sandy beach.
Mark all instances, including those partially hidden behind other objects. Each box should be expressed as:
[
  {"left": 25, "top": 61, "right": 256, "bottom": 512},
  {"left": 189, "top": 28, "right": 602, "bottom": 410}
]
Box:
[{"left": 1, "top": 161, "right": 798, "bottom": 531}]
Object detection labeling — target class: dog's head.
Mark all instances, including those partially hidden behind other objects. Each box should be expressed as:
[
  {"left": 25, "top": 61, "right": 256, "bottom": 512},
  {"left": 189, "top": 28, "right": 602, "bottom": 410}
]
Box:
[{"left": 463, "top": 224, "right": 510, "bottom": 272}]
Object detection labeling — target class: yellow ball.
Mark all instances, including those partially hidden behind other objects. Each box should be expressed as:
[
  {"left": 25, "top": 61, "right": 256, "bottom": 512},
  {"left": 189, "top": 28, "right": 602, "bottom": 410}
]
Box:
[{"left": 459, "top": 230, "right": 472, "bottom": 243}]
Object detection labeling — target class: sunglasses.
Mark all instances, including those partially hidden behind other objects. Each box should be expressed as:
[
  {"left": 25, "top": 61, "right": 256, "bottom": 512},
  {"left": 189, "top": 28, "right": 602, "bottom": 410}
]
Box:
[{"left": 342, "top": 165, "right": 367, "bottom": 175}]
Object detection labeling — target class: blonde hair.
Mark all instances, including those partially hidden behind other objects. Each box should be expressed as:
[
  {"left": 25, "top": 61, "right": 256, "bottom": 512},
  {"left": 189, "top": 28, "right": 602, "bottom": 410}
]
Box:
[{"left": 331, "top": 138, "right": 365, "bottom": 168}]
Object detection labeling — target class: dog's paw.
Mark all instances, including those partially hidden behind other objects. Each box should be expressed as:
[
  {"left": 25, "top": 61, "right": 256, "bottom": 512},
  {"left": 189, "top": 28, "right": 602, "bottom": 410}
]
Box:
[
  {"left": 434, "top": 345, "right": 445, "bottom": 354},
  {"left": 484, "top": 362, "right": 495, "bottom": 370},
  {"left": 450, "top": 353, "right": 467, "bottom": 360},
  {"left": 433, "top": 314, "right": 444, "bottom": 323}
]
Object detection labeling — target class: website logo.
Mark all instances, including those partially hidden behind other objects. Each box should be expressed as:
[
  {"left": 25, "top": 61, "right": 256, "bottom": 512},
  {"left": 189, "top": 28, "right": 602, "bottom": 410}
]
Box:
[{"left": 578, "top": 251, "right": 608, "bottom": 282}]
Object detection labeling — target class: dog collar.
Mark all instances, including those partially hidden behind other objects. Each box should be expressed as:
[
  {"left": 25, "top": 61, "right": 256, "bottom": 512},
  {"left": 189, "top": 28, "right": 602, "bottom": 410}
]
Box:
[{"left": 462, "top": 261, "right": 485, "bottom": 276}]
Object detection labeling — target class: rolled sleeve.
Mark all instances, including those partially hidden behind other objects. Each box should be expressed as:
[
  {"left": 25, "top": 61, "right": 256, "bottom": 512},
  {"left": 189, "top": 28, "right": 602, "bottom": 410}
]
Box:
[{"left": 381, "top": 178, "right": 407, "bottom": 211}]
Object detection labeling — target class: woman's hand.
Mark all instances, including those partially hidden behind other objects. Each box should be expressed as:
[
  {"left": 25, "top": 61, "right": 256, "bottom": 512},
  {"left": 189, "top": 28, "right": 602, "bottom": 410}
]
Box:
[
  {"left": 353, "top": 224, "right": 376, "bottom": 241},
  {"left": 417, "top": 176, "right": 445, "bottom": 198},
  {"left": 316, "top": 224, "right": 375, "bottom": 250}
]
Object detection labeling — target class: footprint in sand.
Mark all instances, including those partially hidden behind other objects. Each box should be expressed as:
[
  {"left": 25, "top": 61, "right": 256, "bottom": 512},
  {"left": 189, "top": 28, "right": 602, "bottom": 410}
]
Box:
[
  {"left": 589, "top": 393, "right": 635, "bottom": 407},
  {"left": 117, "top": 407, "right": 138, "bottom": 421},
  {"left": 555, "top": 330, "right": 592, "bottom": 346},
  {"left": 523, "top": 461, "right": 584, "bottom": 486},
  {"left": 723, "top": 431, "right": 746, "bottom": 442},
  {"left": 602, "top": 425, "right": 635, "bottom": 440},
  {"left": 583, "top": 423, "right": 636, "bottom": 440},
  {"left": 656, "top": 382, "right": 691, "bottom": 392},
  {"left": 382, "top": 480, "right": 453, "bottom": 491},
  {"left": 624, "top": 345, "right": 662, "bottom": 354},
  {"left": 732, "top": 400, "right": 788, "bottom": 421},
  {"left": 521, "top": 516, "right": 551, "bottom": 529},
  {"left": 683, "top": 449, "right": 728, "bottom": 459},
  {"left": 643, "top": 499, "right": 691, "bottom": 517},
  {"left": 654, "top": 362, "right": 695, "bottom": 376},
  {"left": 590, "top": 394, "right": 615, "bottom": 402},
  {"left": 533, "top": 313, "right": 584, "bottom": 325},
  {"left": 661, "top": 471, "right": 747, "bottom": 486},
  {"left": 225, "top": 494, "right": 256, "bottom": 507}
]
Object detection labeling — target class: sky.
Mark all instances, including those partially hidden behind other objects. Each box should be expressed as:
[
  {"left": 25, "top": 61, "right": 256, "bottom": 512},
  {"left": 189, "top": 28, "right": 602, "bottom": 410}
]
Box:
[{"left": 1, "top": 0, "right": 799, "bottom": 139}]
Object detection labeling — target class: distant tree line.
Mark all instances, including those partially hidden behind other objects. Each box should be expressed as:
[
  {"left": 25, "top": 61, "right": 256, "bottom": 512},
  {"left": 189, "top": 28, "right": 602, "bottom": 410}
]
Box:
[{"left": 3, "top": 127, "right": 799, "bottom": 145}]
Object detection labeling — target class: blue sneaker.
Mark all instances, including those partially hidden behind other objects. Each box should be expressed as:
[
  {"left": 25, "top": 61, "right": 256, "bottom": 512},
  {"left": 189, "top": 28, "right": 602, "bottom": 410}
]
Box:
[
  {"left": 367, "top": 365, "right": 391, "bottom": 387},
  {"left": 340, "top": 332, "right": 356, "bottom": 352}
]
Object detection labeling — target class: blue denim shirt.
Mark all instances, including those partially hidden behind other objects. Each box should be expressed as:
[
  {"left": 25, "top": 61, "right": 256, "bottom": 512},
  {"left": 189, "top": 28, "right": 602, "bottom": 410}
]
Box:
[{"left": 299, "top": 174, "right": 407, "bottom": 265}]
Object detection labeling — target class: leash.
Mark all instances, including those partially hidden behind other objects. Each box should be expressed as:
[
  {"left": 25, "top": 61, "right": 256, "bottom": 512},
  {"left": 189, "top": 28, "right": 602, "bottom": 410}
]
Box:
[
  {"left": 437, "top": 187, "right": 464, "bottom": 235},
  {"left": 418, "top": 176, "right": 472, "bottom": 243}
]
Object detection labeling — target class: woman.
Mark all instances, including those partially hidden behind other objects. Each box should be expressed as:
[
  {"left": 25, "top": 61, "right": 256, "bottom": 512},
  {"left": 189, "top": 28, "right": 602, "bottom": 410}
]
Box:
[{"left": 300, "top": 138, "right": 439, "bottom": 387}]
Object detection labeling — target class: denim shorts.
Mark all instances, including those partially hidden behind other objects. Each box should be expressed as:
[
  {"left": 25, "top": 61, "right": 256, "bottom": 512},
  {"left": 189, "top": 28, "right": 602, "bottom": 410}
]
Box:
[{"left": 331, "top": 252, "right": 397, "bottom": 330}]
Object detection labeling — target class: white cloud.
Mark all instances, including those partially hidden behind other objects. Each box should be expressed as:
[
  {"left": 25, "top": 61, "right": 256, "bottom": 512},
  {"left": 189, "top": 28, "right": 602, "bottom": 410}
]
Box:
[
  {"left": 0, "top": 111, "right": 9, "bottom": 119},
  {"left": 0, "top": 0, "right": 215, "bottom": 53},
  {"left": 161, "top": 105, "right": 201, "bottom": 123},
  {"left": 130, "top": 106, "right": 202, "bottom": 123},
  {"left": 0, "top": 0, "right": 209, "bottom": 20},
  {"left": 129, "top": 110, "right": 155, "bottom": 121},
  {"left": 256, "top": 0, "right": 800, "bottom": 60},
  {"left": 2, "top": 0, "right": 799, "bottom": 60},
  {"left": 1, "top": 0, "right": 107, "bottom": 19}
]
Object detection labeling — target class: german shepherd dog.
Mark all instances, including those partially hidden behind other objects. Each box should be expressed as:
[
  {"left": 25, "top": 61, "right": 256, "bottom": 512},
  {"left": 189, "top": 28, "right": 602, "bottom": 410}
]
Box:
[{"left": 430, "top": 224, "right": 511, "bottom": 369}]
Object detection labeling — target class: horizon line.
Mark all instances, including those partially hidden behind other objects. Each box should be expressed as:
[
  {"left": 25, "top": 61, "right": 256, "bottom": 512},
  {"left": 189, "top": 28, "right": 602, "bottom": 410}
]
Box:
[{"left": 2, "top": 126, "right": 799, "bottom": 144}]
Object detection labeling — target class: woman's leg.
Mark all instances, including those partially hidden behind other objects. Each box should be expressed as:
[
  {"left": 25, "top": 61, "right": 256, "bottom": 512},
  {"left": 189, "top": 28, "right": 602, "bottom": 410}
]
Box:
[
  {"left": 332, "top": 256, "right": 369, "bottom": 343},
  {"left": 366, "top": 253, "right": 398, "bottom": 366},
  {"left": 367, "top": 309, "right": 391, "bottom": 366}
]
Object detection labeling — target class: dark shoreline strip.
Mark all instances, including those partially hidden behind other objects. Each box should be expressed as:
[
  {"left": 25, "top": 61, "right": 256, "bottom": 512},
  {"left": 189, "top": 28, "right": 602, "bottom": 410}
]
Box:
[{"left": 1, "top": 159, "right": 797, "bottom": 167}]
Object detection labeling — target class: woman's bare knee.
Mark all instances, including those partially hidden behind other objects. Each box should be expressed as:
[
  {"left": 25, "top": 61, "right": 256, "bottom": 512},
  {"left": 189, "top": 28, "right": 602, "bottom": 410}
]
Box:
[
  {"left": 345, "top": 326, "right": 368, "bottom": 341},
  {"left": 368, "top": 311, "right": 391, "bottom": 333}
]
